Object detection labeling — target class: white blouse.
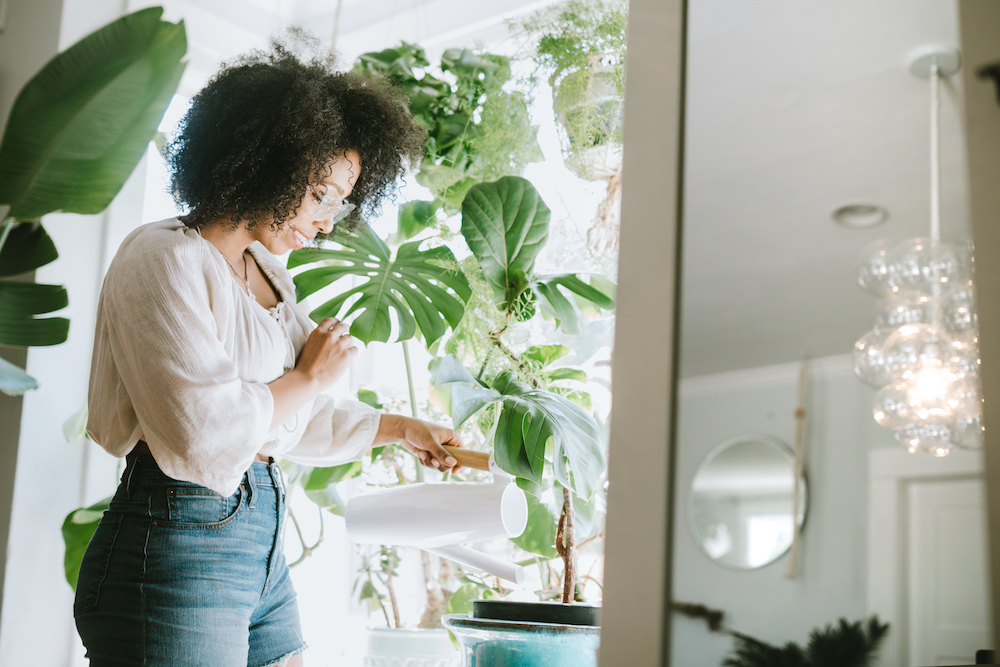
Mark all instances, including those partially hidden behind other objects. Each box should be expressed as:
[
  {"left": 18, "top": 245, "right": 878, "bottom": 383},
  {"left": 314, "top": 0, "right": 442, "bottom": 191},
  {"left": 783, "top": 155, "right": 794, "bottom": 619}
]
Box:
[{"left": 87, "top": 218, "right": 380, "bottom": 496}]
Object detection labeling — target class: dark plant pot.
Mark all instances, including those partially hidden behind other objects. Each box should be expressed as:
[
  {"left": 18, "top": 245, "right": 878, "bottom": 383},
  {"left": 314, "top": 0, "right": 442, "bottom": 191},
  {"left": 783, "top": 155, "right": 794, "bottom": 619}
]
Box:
[{"left": 443, "top": 600, "right": 601, "bottom": 667}]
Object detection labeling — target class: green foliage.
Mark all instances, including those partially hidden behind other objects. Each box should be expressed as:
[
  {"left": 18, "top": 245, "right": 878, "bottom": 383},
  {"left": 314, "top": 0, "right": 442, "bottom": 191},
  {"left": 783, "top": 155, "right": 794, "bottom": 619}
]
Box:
[
  {"left": 461, "top": 177, "right": 551, "bottom": 308},
  {"left": 510, "top": 492, "right": 559, "bottom": 558},
  {"left": 290, "top": 222, "right": 470, "bottom": 345},
  {"left": 0, "top": 7, "right": 186, "bottom": 393},
  {"left": 393, "top": 199, "right": 441, "bottom": 244},
  {"left": 533, "top": 273, "right": 615, "bottom": 335},
  {"left": 354, "top": 42, "right": 542, "bottom": 212},
  {"left": 0, "top": 222, "right": 58, "bottom": 277},
  {"left": 0, "top": 7, "right": 187, "bottom": 220},
  {"left": 62, "top": 497, "right": 111, "bottom": 590},
  {"left": 723, "top": 616, "right": 890, "bottom": 667},
  {"left": 515, "top": 0, "right": 627, "bottom": 171},
  {"left": 434, "top": 355, "right": 604, "bottom": 500}
]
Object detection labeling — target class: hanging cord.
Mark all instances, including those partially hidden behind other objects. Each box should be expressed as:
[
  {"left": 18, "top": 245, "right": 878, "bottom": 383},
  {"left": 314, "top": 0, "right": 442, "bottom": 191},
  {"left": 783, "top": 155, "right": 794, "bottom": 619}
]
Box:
[
  {"left": 331, "top": 0, "right": 343, "bottom": 52},
  {"left": 929, "top": 61, "right": 944, "bottom": 323},
  {"left": 784, "top": 358, "right": 808, "bottom": 579}
]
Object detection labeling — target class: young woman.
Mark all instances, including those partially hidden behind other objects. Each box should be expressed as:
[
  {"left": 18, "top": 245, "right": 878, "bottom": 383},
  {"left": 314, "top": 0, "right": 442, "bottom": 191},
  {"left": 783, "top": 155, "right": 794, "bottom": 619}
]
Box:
[{"left": 76, "top": 43, "right": 460, "bottom": 666}]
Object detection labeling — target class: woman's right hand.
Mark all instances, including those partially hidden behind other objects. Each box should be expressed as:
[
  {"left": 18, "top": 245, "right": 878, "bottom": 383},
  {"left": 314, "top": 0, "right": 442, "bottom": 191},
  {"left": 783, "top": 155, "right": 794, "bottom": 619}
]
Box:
[
  {"left": 294, "top": 318, "right": 359, "bottom": 390},
  {"left": 266, "top": 318, "right": 358, "bottom": 431}
]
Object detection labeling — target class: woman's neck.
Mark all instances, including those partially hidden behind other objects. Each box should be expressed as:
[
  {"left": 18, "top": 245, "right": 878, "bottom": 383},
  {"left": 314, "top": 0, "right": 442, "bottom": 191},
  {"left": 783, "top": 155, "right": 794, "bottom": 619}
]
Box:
[{"left": 198, "top": 219, "right": 254, "bottom": 266}]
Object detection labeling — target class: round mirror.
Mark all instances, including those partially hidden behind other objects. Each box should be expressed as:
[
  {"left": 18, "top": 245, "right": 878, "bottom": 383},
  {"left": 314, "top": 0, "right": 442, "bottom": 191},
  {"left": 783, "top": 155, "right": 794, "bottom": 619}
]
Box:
[{"left": 688, "top": 434, "right": 807, "bottom": 570}]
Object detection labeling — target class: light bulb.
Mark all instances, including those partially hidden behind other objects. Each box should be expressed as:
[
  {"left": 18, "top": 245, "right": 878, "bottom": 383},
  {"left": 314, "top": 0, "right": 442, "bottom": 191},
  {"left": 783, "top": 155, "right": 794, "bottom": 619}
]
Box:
[
  {"left": 874, "top": 291, "right": 933, "bottom": 330},
  {"left": 948, "top": 332, "right": 980, "bottom": 374},
  {"left": 881, "top": 323, "right": 955, "bottom": 382},
  {"left": 857, "top": 239, "right": 893, "bottom": 296},
  {"left": 886, "top": 238, "right": 969, "bottom": 295},
  {"left": 947, "top": 372, "right": 983, "bottom": 422},
  {"left": 874, "top": 383, "right": 916, "bottom": 429},
  {"left": 906, "top": 366, "right": 957, "bottom": 422},
  {"left": 853, "top": 329, "right": 891, "bottom": 389},
  {"left": 939, "top": 280, "right": 977, "bottom": 334},
  {"left": 893, "top": 423, "right": 959, "bottom": 457}
]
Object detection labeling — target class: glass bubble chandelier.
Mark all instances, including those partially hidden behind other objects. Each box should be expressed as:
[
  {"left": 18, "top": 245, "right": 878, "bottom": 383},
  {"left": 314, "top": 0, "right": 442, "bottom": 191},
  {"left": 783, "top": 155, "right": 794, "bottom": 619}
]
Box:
[{"left": 852, "top": 46, "right": 983, "bottom": 457}]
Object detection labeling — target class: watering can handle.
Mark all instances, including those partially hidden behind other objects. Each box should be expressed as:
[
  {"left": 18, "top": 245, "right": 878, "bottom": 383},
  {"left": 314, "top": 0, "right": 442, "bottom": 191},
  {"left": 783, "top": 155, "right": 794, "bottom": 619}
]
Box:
[{"left": 442, "top": 445, "right": 490, "bottom": 471}]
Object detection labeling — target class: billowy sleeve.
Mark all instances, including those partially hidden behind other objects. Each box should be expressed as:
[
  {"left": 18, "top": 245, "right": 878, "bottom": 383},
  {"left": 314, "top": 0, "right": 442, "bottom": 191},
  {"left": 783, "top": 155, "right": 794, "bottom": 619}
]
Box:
[
  {"left": 88, "top": 235, "right": 272, "bottom": 496},
  {"left": 281, "top": 396, "right": 381, "bottom": 467}
]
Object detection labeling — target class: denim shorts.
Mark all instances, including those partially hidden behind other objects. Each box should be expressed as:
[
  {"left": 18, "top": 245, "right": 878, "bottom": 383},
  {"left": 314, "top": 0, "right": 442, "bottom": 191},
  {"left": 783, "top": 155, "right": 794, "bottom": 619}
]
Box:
[{"left": 74, "top": 450, "right": 306, "bottom": 667}]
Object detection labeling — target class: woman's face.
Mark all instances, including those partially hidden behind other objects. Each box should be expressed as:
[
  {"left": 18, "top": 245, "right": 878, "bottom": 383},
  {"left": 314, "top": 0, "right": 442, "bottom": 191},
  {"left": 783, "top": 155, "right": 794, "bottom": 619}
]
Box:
[{"left": 253, "top": 149, "right": 361, "bottom": 255}]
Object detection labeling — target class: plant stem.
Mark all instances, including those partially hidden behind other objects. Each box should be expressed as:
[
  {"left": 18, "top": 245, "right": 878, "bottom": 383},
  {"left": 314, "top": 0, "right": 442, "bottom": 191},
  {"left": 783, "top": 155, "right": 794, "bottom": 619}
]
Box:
[
  {"left": 489, "top": 333, "right": 540, "bottom": 388},
  {"left": 286, "top": 504, "right": 325, "bottom": 568},
  {"left": 371, "top": 572, "right": 392, "bottom": 628},
  {"left": 401, "top": 340, "right": 424, "bottom": 483},
  {"left": 385, "top": 548, "right": 402, "bottom": 628},
  {"left": 555, "top": 484, "right": 576, "bottom": 604}
]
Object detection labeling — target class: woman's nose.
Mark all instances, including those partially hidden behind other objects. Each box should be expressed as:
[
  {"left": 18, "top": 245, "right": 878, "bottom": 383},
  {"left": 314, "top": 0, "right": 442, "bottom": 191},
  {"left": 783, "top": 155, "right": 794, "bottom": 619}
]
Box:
[{"left": 315, "top": 216, "right": 334, "bottom": 235}]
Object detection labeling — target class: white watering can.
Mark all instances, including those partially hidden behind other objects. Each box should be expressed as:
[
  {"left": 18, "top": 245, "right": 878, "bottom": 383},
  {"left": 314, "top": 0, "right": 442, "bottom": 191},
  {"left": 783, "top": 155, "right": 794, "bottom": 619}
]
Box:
[{"left": 345, "top": 446, "right": 529, "bottom": 584}]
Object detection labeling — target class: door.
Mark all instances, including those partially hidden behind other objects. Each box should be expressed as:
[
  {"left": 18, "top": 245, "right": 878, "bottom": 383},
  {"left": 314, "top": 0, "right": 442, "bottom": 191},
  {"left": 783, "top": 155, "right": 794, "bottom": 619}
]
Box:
[{"left": 908, "top": 477, "right": 993, "bottom": 666}]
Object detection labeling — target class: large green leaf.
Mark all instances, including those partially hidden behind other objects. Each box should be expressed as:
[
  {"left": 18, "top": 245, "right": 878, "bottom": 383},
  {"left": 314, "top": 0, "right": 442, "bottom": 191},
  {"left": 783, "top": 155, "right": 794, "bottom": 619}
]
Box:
[
  {"left": 0, "top": 221, "right": 58, "bottom": 276},
  {"left": 533, "top": 274, "right": 616, "bottom": 335},
  {"left": 62, "top": 497, "right": 111, "bottom": 590},
  {"left": 289, "top": 224, "right": 470, "bottom": 345},
  {"left": 510, "top": 492, "right": 559, "bottom": 558},
  {"left": 461, "top": 177, "right": 550, "bottom": 307},
  {"left": 491, "top": 371, "right": 604, "bottom": 499},
  {"left": 392, "top": 199, "right": 440, "bottom": 244},
  {"left": 0, "top": 8, "right": 187, "bottom": 220},
  {"left": 0, "top": 282, "right": 69, "bottom": 346}
]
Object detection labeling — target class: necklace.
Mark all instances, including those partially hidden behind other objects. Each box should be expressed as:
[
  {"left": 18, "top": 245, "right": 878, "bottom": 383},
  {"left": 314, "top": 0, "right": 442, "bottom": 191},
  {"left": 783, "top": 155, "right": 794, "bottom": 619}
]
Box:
[{"left": 223, "top": 251, "right": 254, "bottom": 300}]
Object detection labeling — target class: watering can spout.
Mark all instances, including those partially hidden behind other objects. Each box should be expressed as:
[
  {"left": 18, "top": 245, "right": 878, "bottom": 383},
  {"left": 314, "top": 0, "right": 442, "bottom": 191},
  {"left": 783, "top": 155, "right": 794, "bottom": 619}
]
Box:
[
  {"left": 428, "top": 544, "right": 525, "bottom": 584},
  {"left": 344, "top": 449, "right": 528, "bottom": 583}
]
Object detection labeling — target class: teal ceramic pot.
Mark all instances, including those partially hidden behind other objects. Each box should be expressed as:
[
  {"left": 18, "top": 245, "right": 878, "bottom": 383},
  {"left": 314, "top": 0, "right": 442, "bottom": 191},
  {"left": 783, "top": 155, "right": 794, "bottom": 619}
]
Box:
[{"left": 442, "top": 614, "right": 600, "bottom": 667}]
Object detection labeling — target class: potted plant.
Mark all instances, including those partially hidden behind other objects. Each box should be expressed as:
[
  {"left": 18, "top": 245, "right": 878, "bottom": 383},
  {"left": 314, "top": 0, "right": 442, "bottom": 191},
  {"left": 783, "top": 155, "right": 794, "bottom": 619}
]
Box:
[
  {"left": 0, "top": 7, "right": 186, "bottom": 396},
  {"left": 513, "top": 0, "right": 627, "bottom": 255},
  {"left": 289, "top": 174, "right": 614, "bottom": 666}
]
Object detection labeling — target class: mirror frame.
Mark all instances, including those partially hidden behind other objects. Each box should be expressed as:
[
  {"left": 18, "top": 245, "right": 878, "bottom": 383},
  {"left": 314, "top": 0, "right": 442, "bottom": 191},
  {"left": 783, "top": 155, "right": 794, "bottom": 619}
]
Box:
[
  {"left": 602, "top": 2, "right": 1000, "bottom": 665},
  {"left": 687, "top": 434, "right": 807, "bottom": 571}
]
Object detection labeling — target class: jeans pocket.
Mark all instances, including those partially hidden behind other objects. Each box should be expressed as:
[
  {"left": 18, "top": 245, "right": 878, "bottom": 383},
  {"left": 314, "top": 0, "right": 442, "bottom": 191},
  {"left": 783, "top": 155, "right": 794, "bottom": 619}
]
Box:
[
  {"left": 74, "top": 512, "right": 123, "bottom": 617},
  {"left": 157, "top": 485, "right": 243, "bottom": 530}
]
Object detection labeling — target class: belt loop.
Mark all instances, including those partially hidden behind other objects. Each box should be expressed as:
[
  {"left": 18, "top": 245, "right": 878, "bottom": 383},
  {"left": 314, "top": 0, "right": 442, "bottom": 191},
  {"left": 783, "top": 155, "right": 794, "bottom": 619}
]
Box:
[
  {"left": 247, "top": 465, "right": 257, "bottom": 509},
  {"left": 270, "top": 458, "right": 284, "bottom": 496},
  {"left": 123, "top": 451, "right": 138, "bottom": 500}
]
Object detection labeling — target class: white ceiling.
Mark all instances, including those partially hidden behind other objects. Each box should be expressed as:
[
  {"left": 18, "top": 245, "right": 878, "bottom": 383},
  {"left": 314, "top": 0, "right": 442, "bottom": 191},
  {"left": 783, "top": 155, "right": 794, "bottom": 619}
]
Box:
[
  {"left": 680, "top": 0, "right": 968, "bottom": 377},
  {"left": 140, "top": 0, "right": 971, "bottom": 379}
]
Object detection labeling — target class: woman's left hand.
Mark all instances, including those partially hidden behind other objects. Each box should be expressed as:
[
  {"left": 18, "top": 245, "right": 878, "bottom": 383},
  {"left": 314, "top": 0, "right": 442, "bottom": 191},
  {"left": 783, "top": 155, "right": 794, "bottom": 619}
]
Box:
[{"left": 374, "top": 414, "right": 464, "bottom": 473}]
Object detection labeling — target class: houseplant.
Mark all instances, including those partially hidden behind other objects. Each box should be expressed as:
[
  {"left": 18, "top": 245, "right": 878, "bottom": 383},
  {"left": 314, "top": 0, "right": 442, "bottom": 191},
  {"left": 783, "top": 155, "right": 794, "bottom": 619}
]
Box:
[
  {"left": 0, "top": 7, "right": 186, "bottom": 395},
  {"left": 514, "top": 0, "right": 627, "bottom": 255},
  {"left": 289, "top": 174, "right": 613, "bottom": 666},
  {"left": 722, "top": 615, "right": 890, "bottom": 667}
]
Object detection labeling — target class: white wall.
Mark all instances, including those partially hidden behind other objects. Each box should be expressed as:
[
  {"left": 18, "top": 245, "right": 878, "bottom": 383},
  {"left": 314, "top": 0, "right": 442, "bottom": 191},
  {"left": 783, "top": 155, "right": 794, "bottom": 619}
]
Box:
[{"left": 670, "top": 354, "right": 893, "bottom": 666}]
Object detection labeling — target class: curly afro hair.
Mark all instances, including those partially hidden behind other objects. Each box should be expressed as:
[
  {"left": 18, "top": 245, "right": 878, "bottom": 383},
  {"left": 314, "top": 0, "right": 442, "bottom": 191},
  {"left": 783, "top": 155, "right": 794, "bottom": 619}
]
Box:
[{"left": 168, "top": 38, "right": 426, "bottom": 231}]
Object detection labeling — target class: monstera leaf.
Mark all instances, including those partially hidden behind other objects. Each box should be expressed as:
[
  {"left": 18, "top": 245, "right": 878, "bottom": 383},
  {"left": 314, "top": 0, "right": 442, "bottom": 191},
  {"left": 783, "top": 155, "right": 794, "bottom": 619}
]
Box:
[
  {"left": 533, "top": 273, "right": 615, "bottom": 335},
  {"left": 434, "top": 355, "right": 604, "bottom": 500},
  {"left": 290, "top": 223, "right": 471, "bottom": 345},
  {"left": 461, "top": 177, "right": 550, "bottom": 308},
  {"left": 0, "top": 7, "right": 187, "bottom": 220}
]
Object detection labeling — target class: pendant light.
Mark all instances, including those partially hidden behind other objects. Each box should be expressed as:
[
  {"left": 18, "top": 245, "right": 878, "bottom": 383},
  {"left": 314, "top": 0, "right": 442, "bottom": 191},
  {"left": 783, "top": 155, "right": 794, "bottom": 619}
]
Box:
[{"left": 852, "top": 46, "right": 983, "bottom": 457}]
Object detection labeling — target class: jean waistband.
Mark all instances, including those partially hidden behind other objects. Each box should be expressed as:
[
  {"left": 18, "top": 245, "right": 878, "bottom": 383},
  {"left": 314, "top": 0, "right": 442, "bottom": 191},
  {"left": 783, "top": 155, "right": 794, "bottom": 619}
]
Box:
[{"left": 125, "top": 447, "right": 279, "bottom": 490}]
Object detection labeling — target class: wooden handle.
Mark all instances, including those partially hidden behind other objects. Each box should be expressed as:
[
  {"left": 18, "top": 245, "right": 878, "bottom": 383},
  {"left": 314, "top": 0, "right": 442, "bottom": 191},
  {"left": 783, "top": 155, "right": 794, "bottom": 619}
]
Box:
[{"left": 443, "top": 445, "right": 490, "bottom": 471}]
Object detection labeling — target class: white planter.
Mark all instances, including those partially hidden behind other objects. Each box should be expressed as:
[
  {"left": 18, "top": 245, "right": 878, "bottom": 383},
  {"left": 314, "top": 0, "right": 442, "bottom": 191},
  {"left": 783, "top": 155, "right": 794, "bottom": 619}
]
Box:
[{"left": 363, "top": 628, "right": 461, "bottom": 667}]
